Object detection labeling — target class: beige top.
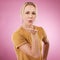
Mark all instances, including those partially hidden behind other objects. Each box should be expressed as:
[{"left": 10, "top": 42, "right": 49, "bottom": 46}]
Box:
[{"left": 12, "top": 26, "right": 47, "bottom": 60}]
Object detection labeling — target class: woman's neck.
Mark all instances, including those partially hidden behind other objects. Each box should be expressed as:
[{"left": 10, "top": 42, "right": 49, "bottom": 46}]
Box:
[{"left": 22, "top": 23, "right": 33, "bottom": 29}]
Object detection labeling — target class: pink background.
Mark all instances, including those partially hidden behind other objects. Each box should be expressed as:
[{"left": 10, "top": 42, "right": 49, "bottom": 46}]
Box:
[{"left": 0, "top": 0, "right": 60, "bottom": 60}]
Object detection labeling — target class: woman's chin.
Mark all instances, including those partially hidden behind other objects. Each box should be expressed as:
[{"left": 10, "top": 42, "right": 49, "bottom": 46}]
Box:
[{"left": 28, "top": 23, "right": 33, "bottom": 26}]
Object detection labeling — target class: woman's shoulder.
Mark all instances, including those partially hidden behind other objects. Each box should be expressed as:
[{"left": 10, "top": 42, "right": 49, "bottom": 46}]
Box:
[
  {"left": 34, "top": 25, "right": 46, "bottom": 37},
  {"left": 13, "top": 26, "right": 24, "bottom": 35},
  {"left": 34, "top": 25, "right": 44, "bottom": 31}
]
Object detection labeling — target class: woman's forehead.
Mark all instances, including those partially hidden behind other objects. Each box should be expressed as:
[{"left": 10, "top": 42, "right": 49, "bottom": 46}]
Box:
[{"left": 24, "top": 5, "right": 36, "bottom": 12}]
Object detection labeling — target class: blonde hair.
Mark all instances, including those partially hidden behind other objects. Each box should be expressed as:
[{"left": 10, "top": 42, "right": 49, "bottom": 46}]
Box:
[
  {"left": 21, "top": 2, "right": 36, "bottom": 15},
  {"left": 23, "top": 2, "right": 36, "bottom": 8}
]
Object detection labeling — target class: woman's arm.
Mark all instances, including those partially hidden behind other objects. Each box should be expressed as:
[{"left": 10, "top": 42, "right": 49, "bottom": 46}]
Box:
[
  {"left": 42, "top": 37, "right": 49, "bottom": 60},
  {"left": 19, "top": 29, "right": 40, "bottom": 58}
]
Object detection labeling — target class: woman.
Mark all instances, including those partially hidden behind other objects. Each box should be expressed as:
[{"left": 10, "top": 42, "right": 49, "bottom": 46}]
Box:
[{"left": 12, "top": 2, "right": 49, "bottom": 60}]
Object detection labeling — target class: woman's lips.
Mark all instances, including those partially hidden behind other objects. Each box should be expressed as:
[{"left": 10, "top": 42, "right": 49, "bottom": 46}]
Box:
[{"left": 28, "top": 20, "right": 33, "bottom": 23}]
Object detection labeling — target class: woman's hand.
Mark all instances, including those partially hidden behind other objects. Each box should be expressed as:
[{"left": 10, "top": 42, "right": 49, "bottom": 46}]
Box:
[
  {"left": 28, "top": 27, "right": 40, "bottom": 57},
  {"left": 20, "top": 26, "right": 40, "bottom": 58},
  {"left": 26, "top": 27, "right": 38, "bottom": 35}
]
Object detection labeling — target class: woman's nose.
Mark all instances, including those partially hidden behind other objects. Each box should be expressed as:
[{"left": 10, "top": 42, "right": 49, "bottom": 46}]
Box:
[{"left": 29, "top": 14, "right": 33, "bottom": 18}]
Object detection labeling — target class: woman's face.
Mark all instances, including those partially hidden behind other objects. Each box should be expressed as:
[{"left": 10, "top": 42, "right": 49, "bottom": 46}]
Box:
[{"left": 22, "top": 5, "right": 36, "bottom": 26}]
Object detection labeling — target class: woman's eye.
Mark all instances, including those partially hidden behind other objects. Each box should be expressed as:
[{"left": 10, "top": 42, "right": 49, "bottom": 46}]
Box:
[
  {"left": 32, "top": 12, "right": 36, "bottom": 15},
  {"left": 25, "top": 12, "right": 29, "bottom": 14}
]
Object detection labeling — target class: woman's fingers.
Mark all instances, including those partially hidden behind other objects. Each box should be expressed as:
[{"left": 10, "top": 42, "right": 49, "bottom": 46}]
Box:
[{"left": 26, "top": 28, "right": 37, "bottom": 34}]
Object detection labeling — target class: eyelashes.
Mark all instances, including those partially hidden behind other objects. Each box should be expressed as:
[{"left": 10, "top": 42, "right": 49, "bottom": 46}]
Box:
[
  {"left": 25, "top": 12, "right": 29, "bottom": 14},
  {"left": 25, "top": 11, "right": 36, "bottom": 15}
]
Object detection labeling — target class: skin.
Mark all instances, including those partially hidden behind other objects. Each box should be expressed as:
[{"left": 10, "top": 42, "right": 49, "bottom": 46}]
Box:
[
  {"left": 19, "top": 5, "right": 49, "bottom": 60},
  {"left": 21, "top": 5, "right": 36, "bottom": 28}
]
